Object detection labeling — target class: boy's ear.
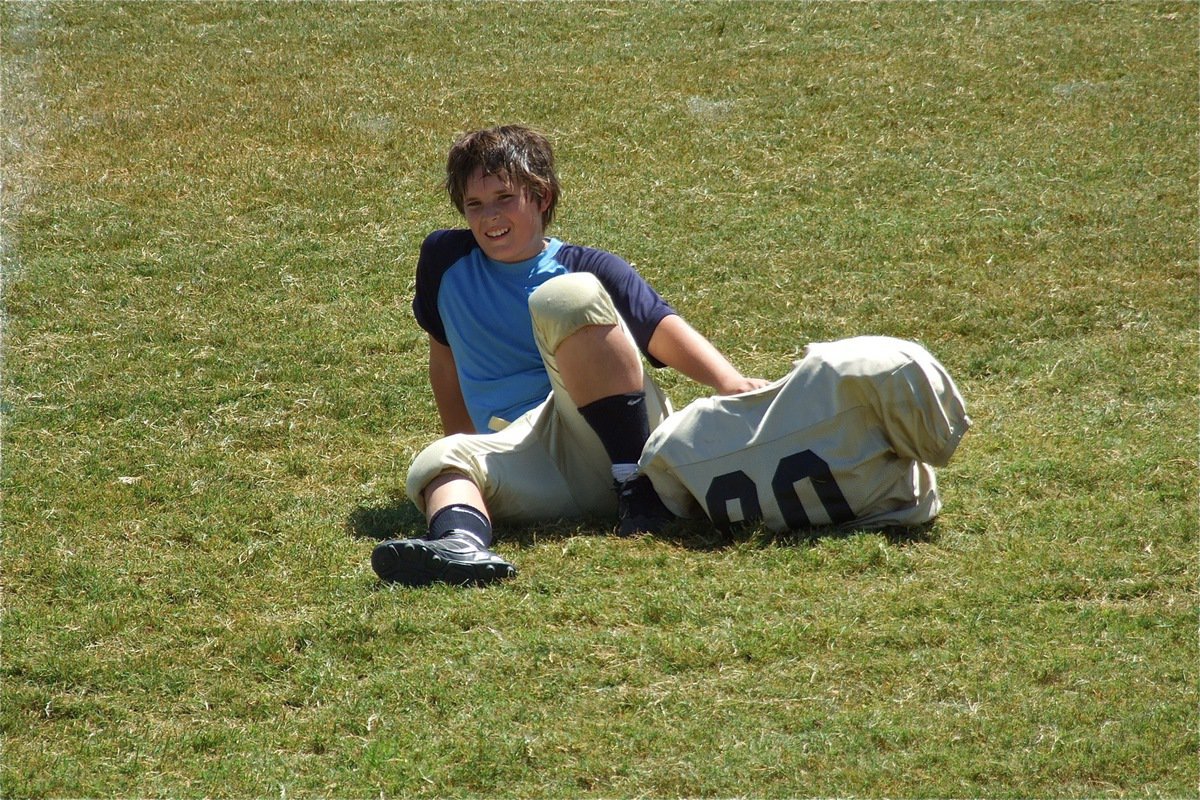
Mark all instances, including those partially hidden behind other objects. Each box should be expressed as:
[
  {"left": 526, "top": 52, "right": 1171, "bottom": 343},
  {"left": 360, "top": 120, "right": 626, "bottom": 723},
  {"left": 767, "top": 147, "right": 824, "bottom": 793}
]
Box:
[{"left": 536, "top": 191, "right": 554, "bottom": 214}]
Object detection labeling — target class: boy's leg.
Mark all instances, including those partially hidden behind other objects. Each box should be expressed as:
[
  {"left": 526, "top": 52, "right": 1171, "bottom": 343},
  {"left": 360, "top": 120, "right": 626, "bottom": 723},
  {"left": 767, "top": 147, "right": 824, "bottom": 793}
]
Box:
[
  {"left": 405, "top": 414, "right": 601, "bottom": 522},
  {"left": 373, "top": 453, "right": 518, "bottom": 588},
  {"left": 375, "top": 402, "right": 601, "bottom": 586},
  {"left": 554, "top": 323, "right": 649, "bottom": 479},
  {"left": 371, "top": 470, "right": 515, "bottom": 586},
  {"left": 528, "top": 273, "right": 675, "bottom": 535},
  {"left": 422, "top": 471, "right": 488, "bottom": 518},
  {"left": 554, "top": 323, "right": 643, "bottom": 404}
]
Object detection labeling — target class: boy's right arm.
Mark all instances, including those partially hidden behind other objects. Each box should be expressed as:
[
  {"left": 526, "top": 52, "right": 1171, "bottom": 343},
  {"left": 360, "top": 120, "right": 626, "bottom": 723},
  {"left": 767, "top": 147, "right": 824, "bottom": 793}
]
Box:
[{"left": 428, "top": 337, "right": 475, "bottom": 436}]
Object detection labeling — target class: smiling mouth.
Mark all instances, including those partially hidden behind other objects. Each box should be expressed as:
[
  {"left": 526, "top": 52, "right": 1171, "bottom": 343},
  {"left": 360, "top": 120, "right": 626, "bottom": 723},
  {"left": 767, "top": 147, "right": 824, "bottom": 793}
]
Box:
[{"left": 485, "top": 227, "right": 510, "bottom": 239}]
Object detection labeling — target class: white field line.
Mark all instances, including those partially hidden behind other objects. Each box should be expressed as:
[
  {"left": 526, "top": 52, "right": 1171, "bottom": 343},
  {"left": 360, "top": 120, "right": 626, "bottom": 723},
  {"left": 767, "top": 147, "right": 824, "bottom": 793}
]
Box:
[{"left": 1, "top": 1, "right": 49, "bottom": 288}]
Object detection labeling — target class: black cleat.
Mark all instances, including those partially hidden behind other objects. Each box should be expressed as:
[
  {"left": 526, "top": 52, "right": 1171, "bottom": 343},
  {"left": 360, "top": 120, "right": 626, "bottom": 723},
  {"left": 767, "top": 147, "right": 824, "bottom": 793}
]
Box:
[
  {"left": 372, "top": 535, "right": 516, "bottom": 587},
  {"left": 616, "top": 475, "right": 675, "bottom": 537}
]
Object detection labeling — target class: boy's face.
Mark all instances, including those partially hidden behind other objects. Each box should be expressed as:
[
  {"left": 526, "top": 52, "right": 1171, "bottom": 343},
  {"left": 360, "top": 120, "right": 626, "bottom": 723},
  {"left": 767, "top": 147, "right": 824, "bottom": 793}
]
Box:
[{"left": 462, "top": 168, "right": 550, "bottom": 263}]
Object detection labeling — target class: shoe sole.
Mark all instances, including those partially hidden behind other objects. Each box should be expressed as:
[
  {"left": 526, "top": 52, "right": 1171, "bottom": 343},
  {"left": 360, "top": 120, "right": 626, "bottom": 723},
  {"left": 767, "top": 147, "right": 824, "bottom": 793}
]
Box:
[{"left": 372, "top": 540, "right": 516, "bottom": 587}]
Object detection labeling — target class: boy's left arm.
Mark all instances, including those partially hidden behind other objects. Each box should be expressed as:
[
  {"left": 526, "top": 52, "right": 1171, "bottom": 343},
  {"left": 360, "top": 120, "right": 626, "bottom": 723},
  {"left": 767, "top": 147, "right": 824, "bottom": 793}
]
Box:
[{"left": 647, "top": 314, "right": 769, "bottom": 395}]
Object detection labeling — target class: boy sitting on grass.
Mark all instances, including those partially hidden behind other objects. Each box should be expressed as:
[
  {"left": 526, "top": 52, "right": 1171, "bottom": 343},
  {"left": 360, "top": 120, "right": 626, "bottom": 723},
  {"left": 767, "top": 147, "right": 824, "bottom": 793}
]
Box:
[{"left": 371, "top": 124, "right": 766, "bottom": 587}]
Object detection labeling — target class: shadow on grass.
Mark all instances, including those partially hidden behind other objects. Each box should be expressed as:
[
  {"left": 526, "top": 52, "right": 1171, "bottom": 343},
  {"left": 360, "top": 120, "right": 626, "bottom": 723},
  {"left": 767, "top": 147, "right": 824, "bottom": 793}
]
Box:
[
  {"left": 756, "top": 520, "right": 938, "bottom": 548},
  {"left": 346, "top": 495, "right": 937, "bottom": 550},
  {"left": 496, "top": 516, "right": 937, "bottom": 552},
  {"left": 651, "top": 518, "right": 937, "bottom": 551},
  {"left": 345, "top": 499, "right": 426, "bottom": 542}
]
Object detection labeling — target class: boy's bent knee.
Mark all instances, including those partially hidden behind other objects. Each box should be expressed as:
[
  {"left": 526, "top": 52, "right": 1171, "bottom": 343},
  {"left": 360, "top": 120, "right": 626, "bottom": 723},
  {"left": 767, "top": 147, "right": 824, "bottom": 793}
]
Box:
[
  {"left": 406, "top": 435, "right": 485, "bottom": 513},
  {"left": 528, "top": 273, "right": 621, "bottom": 353}
]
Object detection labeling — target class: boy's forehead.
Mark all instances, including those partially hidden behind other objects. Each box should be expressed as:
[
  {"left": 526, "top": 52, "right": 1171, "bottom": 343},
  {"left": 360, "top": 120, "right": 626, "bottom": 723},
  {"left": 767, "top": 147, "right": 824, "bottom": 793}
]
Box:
[{"left": 465, "top": 167, "right": 515, "bottom": 195}]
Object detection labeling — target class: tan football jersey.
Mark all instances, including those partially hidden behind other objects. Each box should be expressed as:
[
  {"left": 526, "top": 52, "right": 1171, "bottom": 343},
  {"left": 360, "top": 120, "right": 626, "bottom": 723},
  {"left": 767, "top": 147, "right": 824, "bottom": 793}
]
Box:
[{"left": 639, "top": 336, "right": 971, "bottom": 532}]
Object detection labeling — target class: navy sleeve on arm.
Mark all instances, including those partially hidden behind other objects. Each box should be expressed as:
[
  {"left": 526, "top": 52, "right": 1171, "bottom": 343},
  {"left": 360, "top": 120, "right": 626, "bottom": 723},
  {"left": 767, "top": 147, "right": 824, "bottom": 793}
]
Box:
[{"left": 412, "top": 229, "right": 477, "bottom": 346}]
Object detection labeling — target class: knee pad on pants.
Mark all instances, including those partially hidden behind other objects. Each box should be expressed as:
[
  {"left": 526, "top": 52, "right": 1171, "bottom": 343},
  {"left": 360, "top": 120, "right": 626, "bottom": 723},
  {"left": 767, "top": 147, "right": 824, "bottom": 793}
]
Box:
[
  {"left": 528, "top": 273, "right": 622, "bottom": 355},
  {"left": 405, "top": 434, "right": 485, "bottom": 514}
]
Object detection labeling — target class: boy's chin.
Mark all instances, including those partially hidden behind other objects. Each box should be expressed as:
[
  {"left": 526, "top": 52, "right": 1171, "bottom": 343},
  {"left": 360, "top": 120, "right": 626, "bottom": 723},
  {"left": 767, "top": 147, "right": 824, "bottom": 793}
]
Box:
[{"left": 477, "top": 236, "right": 543, "bottom": 263}]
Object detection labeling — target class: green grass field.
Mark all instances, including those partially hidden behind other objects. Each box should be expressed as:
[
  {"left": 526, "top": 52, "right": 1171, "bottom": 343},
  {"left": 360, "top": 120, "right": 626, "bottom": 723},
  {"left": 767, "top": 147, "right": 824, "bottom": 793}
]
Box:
[{"left": 2, "top": 1, "right": 1195, "bottom": 797}]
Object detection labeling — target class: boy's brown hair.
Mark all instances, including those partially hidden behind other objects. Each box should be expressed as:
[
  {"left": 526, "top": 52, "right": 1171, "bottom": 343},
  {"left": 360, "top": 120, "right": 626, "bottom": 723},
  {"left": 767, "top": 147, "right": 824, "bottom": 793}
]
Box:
[{"left": 445, "top": 125, "right": 560, "bottom": 227}]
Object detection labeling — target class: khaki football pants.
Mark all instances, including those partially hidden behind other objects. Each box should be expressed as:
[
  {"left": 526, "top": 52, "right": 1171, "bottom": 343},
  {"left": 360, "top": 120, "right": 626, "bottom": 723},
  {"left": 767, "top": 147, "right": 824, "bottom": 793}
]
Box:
[{"left": 405, "top": 272, "right": 672, "bottom": 523}]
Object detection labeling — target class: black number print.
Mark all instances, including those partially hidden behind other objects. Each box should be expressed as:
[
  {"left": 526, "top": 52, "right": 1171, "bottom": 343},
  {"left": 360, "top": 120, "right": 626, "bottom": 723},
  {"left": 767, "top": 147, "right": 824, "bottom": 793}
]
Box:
[
  {"left": 704, "top": 470, "right": 762, "bottom": 532},
  {"left": 705, "top": 450, "right": 854, "bottom": 532}
]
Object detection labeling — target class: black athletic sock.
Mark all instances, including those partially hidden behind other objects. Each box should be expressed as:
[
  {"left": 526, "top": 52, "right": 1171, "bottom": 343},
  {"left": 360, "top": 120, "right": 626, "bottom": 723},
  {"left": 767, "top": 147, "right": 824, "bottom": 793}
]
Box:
[
  {"left": 428, "top": 503, "right": 493, "bottom": 549},
  {"left": 577, "top": 392, "right": 652, "bottom": 468}
]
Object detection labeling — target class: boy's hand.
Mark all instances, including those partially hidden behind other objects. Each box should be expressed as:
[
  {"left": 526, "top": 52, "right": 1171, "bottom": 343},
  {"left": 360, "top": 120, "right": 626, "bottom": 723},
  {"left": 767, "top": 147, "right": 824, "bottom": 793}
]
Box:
[{"left": 716, "top": 376, "right": 771, "bottom": 395}]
